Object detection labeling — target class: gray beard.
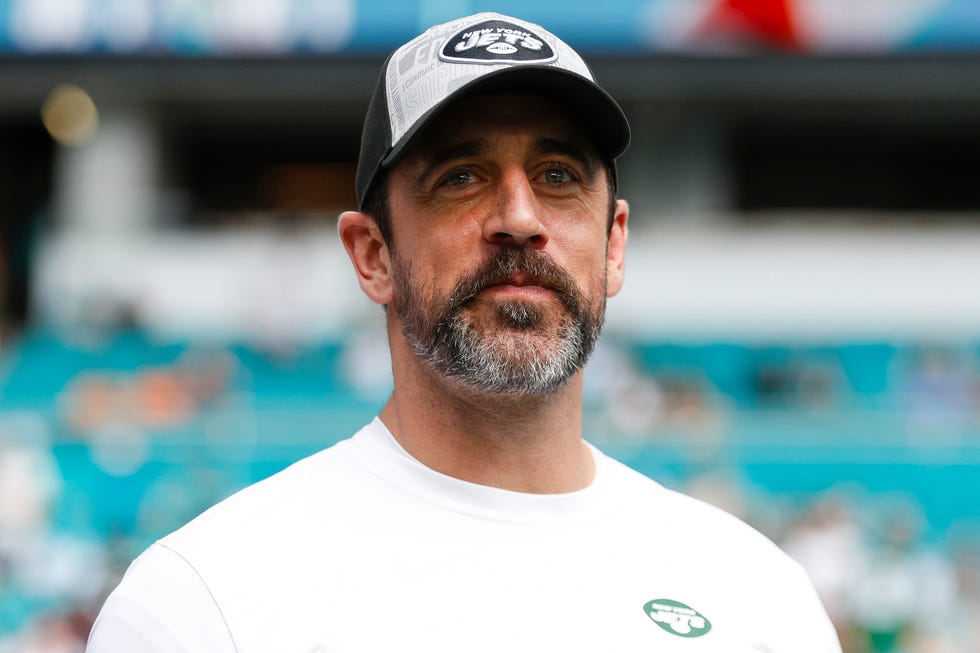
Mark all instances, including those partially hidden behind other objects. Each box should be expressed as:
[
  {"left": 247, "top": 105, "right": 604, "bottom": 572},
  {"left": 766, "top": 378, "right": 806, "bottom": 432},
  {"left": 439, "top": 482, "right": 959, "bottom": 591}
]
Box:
[{"left": 392, "top": 247, "right": 605, "bottom": 396}]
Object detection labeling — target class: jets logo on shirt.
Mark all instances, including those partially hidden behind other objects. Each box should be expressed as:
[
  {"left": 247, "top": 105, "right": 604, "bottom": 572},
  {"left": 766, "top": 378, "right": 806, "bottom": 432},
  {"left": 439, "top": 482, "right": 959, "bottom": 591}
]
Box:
[
  {"left": 643, "top": 599, "right": 712, "bottom": 638},
  {"left": 439, "top": 19, "right": 556, "bottom": 64}
]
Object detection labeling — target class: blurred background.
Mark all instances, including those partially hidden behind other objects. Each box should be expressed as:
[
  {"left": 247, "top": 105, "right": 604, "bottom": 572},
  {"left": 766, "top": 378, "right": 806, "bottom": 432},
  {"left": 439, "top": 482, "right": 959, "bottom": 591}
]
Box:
[{"left": 1, "top": 1, "right": 979, "bottom": 651}]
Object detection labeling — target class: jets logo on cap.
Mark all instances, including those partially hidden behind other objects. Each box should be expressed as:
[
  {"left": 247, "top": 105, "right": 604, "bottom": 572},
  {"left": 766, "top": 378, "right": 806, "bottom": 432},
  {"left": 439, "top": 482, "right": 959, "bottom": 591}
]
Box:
[{"left": 440, "top": 19, "right": 556, "bottom": 64}]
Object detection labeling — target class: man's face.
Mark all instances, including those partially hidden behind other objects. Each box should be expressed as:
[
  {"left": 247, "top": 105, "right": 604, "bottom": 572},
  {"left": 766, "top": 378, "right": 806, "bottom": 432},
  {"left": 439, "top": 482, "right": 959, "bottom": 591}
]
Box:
[{"left": 385, "top": 92, "right": 627, "bottom": 395}]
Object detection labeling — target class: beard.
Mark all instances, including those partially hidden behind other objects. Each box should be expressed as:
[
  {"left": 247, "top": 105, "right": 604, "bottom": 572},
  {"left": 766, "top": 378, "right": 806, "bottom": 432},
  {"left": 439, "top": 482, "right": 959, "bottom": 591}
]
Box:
[{"left": 391, "top": 246, "right": 606, "bottom": 396}]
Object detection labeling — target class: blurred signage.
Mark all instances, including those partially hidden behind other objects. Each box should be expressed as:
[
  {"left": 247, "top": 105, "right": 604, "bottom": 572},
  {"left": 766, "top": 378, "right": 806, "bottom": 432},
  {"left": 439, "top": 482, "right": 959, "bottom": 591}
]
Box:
[{"left": 0, "top": 0, "right": 978, "bottom": 55}]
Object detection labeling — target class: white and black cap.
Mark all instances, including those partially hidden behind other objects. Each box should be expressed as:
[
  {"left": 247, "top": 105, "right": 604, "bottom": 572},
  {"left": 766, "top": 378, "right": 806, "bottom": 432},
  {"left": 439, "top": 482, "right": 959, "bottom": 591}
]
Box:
[{"left": 355, "top": 12, "right": 631, "bottom": 210}]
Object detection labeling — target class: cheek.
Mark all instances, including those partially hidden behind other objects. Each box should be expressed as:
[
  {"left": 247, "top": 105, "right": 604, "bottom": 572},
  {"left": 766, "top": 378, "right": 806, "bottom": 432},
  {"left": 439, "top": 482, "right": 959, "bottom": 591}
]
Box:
[
  {"left": 425, "top": 222, "right": 486, "bottom": 286},
  {"left": 396, "top": 245, "right": 468, "bottom": 308},
  {"left": 582, "top": 250, "right": 613, "bottom": 308},
  {"left": 552, "top": 228, "right": 607, "bottom": 289}
]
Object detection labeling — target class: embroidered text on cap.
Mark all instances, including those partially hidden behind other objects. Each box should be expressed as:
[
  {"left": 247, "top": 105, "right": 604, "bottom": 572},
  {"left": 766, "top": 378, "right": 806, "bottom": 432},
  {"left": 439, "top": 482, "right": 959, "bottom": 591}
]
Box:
[{"left": 439, "top": 19, "right": 557, "bottom": 64}]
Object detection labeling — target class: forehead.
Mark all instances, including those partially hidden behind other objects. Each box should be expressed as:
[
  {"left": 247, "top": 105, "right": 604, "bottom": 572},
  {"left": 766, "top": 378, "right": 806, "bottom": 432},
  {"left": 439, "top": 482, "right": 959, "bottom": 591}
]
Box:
[{"left": 397, "top": 92, "right": 600, "bottom": 164}]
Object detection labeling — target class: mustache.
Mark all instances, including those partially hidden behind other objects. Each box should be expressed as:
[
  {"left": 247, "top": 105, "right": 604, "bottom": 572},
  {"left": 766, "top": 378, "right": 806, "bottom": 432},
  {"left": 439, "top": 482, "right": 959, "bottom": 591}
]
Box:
[{"left": 443, "top": 247, "right": 585, "bottom": 316}]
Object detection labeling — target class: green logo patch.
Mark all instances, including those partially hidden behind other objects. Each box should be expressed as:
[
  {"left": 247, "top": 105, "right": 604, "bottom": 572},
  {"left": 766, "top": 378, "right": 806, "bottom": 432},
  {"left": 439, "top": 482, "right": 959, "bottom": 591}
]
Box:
[{"left": 643, "top": 599, "right": 712, "bottom": 638}]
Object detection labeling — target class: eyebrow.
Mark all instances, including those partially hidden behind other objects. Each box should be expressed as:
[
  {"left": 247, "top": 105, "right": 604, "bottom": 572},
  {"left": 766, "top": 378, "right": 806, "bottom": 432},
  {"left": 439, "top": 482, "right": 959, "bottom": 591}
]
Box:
[
  {"left": 413, "top": 139, "right": 487, "bottom": 186},
  {"left": 429, "top": 139, "right": 487, "bottom": 163}
]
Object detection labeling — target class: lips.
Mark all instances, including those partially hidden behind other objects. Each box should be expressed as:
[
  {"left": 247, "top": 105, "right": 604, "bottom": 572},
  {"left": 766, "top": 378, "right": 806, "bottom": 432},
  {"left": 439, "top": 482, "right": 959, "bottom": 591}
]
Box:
[
  {"left": 484, "top": 273, "right": 554, "bottom": 291},
  {"left": 444, "top": 247, "right": 579, "bottom": 314}
]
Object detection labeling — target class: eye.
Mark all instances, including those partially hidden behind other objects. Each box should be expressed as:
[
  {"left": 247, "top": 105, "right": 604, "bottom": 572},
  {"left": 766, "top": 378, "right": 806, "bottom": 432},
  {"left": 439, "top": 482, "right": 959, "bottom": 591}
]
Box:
[
  {"left": 536, "top": 163, "right": 580, "bottom": 188},
  {"left": 441, "top": 168, "right": 477, "bottom": 187},
  {"left": 543, "top": 167, "right": 571, "bottom": 184},
  {"left": 430, "top": 165, "right": 487, "bottom": 197}
]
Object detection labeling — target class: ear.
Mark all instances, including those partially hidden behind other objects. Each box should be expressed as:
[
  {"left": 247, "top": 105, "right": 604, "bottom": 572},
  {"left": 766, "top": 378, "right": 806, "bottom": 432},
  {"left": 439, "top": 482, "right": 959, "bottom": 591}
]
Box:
[
  {"left": 605, "top": 199, "right": 629, "bottom": 298},
  {"left": 338, "top": 211, "right": 393, "bottom": 305}
]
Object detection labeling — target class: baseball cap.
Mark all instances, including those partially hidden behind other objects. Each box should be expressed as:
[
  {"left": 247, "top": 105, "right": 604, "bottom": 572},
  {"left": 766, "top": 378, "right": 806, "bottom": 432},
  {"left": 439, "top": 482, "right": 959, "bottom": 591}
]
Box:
[{"left": 355, "top": 12, "right": 631, "bottom": 210}]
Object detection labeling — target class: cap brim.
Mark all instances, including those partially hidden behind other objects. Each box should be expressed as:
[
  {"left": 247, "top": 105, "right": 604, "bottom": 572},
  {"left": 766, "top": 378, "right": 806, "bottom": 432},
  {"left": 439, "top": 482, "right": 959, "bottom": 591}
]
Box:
[{"left": 380, "top": 65, "right": 630, "bottom": 173}]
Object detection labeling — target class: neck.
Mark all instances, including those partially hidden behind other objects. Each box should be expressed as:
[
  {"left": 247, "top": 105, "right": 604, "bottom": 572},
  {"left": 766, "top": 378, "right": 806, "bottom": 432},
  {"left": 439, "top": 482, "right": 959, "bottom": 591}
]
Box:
[{"left": 380, "top": 331, "right": 594, "bottom": 494}]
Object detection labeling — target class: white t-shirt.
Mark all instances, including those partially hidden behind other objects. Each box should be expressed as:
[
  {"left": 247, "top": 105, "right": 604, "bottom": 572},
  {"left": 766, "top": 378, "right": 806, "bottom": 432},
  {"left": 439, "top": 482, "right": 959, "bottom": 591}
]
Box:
[{"left": 87, "top": 418, "right": 841, "bottom": 653}]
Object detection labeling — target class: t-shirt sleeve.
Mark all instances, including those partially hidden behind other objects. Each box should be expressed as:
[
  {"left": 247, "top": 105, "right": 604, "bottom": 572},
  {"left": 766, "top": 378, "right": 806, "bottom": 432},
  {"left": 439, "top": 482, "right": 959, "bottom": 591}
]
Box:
[{"left": 86, "top": 543, "right": 237, "bottom": 653}]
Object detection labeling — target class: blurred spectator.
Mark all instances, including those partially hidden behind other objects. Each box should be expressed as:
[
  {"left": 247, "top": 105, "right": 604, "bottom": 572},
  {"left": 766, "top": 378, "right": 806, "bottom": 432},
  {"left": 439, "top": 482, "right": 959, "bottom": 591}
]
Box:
[
  {"left": 753, "top": 353, "right": 842, "bottom": 411},
  {"left": 947, "top": 527, "right": 980, "bottom": 652},
  {"left": 177, "top": 347, "right": 237, "bottom": 409},
  {"left": 60, "top": 346, "right": 237, "bottom": 437},
  {"left": 656, "top": 375, "right": 730, "bottom": 450},
  {"left": 590, "top": 342, "right": 667, "bottom": 440},
  {"left": 849, "top": 498, "right": 957, "bottom": 653},
  {"left": 0, "top": 610, "right": 92, "bottom": 653},
  {"left": 682, "top": 468, "right": 754, "bottom": 524},
  {"left": 0, "top": 415, "right": 59, "bottom": 543},
  {"left": 901, "top": 346, "right": 976, "bottom": 440},
  {"left": 338, "top": 320, "right": 393, "bottom": 401},
  {"left": 782, "top": 490, "right": 867, "bottom": 649},
  {"left": 0, "top": 414, "right": 109, "bottom": 650}
]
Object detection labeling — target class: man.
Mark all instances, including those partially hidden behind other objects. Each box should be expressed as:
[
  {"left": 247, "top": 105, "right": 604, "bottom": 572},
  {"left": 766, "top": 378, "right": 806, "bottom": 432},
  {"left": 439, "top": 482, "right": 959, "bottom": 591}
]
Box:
[{"left": 87, "top": 13, "right": 842, "bottom": 653}]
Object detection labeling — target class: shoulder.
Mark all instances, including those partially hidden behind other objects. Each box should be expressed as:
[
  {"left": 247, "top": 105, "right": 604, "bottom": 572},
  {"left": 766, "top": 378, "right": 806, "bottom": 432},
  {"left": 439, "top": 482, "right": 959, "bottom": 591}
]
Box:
[
  {"left": 596, "top": 452, "right": 840, "bottom": 650},
  {"left": 87, "top": 544, "right": 236, "bottom": 653},
  {"left": 88, "top": 434, "right": 370, "bottom": 651},
  {"left": 163, "top": 435, "right": 358, "bottom": 552},
  {"left": 597, "top": 451, "right": 801, "bottom": 570}
]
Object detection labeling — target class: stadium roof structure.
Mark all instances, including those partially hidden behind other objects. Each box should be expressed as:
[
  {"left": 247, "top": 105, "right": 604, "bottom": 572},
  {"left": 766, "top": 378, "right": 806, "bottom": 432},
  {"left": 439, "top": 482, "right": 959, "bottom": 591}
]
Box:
[{"left": 1, "top": 0, "right": 980, "bottom": 57}]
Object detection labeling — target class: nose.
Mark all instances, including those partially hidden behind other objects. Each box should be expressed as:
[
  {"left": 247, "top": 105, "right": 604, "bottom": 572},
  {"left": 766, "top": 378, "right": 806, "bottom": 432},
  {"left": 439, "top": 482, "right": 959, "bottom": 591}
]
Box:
[{"left": 482, "top": 168, "right": 548, "bottom": 248}]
